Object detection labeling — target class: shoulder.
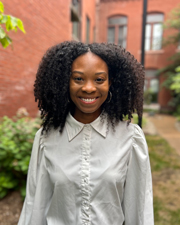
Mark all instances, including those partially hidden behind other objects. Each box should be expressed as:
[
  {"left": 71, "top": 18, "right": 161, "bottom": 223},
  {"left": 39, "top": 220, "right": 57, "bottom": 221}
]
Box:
[
  {"left": 130, "top": 124, "right": 149, "bottom": 157},
  {"left": 35, "top": 127, "right": 43, "bottom": 138},
  {"left": 113, "top": 121, "right": 146, "bottom": 144},
  {"left": 113, "top": 120, "right": 136, "bottom": 135},
  {"left": 115, "top": 121, "right": 145, "bottom": 136}
]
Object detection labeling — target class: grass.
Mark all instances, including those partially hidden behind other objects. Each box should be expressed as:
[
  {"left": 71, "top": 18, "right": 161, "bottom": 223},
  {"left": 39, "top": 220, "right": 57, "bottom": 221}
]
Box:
[
  {"left": 146, "top": 135, "right": 180, "bottom": 171},
  {"left": 146, "top": 135, "right": 180, "bottom": 225}
]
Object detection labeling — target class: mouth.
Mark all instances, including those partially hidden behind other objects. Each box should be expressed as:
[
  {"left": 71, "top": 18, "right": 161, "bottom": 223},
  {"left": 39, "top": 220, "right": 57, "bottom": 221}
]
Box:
[{"left": 79, "top": 97, "right": 99, "bottom": 104}]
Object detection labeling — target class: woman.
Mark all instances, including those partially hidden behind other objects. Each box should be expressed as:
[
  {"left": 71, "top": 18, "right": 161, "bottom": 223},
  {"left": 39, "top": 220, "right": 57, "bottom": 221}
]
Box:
[{"left": 18, "top": 41, "right": 154, "bottom": 225}]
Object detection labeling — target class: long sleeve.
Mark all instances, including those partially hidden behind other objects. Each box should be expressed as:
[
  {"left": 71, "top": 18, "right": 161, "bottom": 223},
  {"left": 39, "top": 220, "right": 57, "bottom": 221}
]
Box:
[
  {"left": 18, "top": 128, "right": 53, "bottom": 225},
  {"left": 122, "top": 125, "right": 154, "bottom": 225}
]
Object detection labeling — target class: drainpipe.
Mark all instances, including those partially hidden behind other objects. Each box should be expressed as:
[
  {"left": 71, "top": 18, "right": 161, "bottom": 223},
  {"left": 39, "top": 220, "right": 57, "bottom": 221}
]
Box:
[{"left": 139, "top": 0, "right": 148, "bottom": 128}]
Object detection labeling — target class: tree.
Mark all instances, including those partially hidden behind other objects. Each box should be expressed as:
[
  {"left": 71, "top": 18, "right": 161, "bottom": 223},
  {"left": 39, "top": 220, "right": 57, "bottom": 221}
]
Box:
[
  {"left": 170, "top": 66, "right": 180, "bottom": 94},
  {"left": 0, "top": 1, "right": 25, "bottom": 48},
  {"left": 158, "top": 5, "right": 180, "bottom": 114}
]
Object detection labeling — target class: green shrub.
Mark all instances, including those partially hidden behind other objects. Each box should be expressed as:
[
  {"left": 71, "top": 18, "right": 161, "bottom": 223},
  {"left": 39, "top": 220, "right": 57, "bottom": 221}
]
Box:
[
  {"left": 144, "top": 88, "right": 154, "bottom": 105},
  {"left": 0, "top": 114, "right": 41, "bottom": 199}
]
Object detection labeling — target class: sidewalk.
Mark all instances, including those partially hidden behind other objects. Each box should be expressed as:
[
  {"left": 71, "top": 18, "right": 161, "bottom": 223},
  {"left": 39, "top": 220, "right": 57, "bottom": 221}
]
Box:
[{"left": 143, "top": 113, "right": 180, "bottom": 155}]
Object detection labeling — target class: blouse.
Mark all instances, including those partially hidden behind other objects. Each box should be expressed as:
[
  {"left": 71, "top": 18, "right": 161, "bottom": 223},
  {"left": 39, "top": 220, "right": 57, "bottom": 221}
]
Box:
[{"left": 18, "top": 113, "right": 154, "bottom": 225}]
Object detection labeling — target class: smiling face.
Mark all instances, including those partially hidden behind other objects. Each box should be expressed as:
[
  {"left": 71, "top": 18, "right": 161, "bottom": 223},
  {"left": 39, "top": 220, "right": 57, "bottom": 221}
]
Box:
[{"left": 69, "top": 52, "right": 110, "bottom": 123}]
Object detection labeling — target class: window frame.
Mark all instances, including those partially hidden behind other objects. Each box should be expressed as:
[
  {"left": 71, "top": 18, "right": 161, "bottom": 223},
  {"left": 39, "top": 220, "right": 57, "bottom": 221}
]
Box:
[
  {"left": 71, "top": 0, "right": 81, "bottom": 41},
  {"left": 144, "top": 69, "right": 159, "bottom": 103},
  {"left": 145, "top": 13, "right": 164, "bottom": 51},
  {"left": 86, "top": 15, "right": 90, "bottom": 44},
  {"left": 107, "top": 15, "right": 128, "bottom": 49}
]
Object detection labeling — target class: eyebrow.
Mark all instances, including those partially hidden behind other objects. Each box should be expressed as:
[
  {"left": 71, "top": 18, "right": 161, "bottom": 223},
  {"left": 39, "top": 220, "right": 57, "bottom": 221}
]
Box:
[
  {"left": 72, "top": 71, "right": 84, "bottom": 74},
  {"left": 72, "top": 71, "right": 108, "bottom": 75}
]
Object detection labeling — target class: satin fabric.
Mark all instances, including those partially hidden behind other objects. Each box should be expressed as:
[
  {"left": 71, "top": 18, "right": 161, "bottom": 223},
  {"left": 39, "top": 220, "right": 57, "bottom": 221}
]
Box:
[{"left": 18, "top": 113, "right": 154, "bottom": 225}]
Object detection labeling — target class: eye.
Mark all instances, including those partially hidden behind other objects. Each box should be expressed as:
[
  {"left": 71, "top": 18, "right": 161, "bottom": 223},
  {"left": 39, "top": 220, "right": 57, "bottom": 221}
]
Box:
[
  {"left": 74, "top": 77, "right": 83, "bottom": 82},
  {"left": 96, "top": 78, "right": 105, "bottom": 83}
]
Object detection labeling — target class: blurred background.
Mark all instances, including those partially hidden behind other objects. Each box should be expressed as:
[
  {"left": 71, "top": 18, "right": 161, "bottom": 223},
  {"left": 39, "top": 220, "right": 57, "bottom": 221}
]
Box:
[{"left": 0, "top": 0, "right": 180, "bottom": 224}]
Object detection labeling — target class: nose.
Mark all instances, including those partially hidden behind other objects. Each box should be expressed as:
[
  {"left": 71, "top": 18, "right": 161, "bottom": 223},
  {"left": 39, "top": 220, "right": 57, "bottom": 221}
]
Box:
[{"left": 81, "top": 81, "right": 96, "bottom": 93}]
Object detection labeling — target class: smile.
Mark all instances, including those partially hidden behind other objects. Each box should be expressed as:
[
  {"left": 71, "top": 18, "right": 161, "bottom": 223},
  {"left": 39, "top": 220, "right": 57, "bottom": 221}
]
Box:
[{"left": 79, "top": 97, "right": 98, "bottom": 104}]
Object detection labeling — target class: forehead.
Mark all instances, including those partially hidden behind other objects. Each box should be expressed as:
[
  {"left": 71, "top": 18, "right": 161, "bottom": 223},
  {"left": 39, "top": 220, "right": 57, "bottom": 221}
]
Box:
[{"left": 71, "top": 52, "right": 108, "bottom": 72}]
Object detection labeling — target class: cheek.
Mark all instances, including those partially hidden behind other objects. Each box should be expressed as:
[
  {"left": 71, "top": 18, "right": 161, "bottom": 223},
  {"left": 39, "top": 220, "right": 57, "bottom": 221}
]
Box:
[
  {"left": 101, "top": 85, "right": 110, "bottom": 96},
  {"left": 69, "top": 82, "right": 77, "bottom": 96}
]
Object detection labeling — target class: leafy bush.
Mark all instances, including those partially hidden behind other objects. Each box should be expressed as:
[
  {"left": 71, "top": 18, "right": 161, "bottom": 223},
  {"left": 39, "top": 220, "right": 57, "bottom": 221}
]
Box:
[
  {"left": 0, "top": 113, "right": 40, "bottom": 199},
  {"left": 144, "top": 88, "right": 154, "bottom": 105}
]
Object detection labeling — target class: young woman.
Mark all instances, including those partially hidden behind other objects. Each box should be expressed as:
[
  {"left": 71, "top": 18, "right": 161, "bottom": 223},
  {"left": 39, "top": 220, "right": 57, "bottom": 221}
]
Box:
[{"left": 18, "top": 41, "right": 154, "bottom": 225}]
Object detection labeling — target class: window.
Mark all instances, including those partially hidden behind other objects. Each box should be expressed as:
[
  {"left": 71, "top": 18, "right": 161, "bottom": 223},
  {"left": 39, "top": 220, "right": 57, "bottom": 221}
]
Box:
[
  {"left": 145, "top": 13, "right": 164, "bottom": 51},
  {"left": 86, "top": 16, "right": 90, "bottom": 44},
  {"left": 107, "top": 16, "right": 128, "bottom": 48},
  {"left": 144, "top": 69, "right": 159, "bottom": 102},
  {"left": 71, "top": 0, "right": 80, "bottom": 40},
  {"left": 93, "top": 26, "right": 96, "bottom": 42}
]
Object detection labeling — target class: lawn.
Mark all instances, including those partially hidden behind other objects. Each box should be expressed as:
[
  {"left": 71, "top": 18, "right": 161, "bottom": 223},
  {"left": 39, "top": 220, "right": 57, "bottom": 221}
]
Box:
[{"left": 146, "top": 135, "right": 180, "bottom": 225}]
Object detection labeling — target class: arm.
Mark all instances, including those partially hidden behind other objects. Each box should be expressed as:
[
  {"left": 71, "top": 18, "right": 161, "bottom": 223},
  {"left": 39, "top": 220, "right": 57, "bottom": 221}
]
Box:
[
  {"left": 18, "top": 129, "right": 53, "bottom": 225},
  {"left": 122, "top": 125, "right": 154, "bottom": 225}
]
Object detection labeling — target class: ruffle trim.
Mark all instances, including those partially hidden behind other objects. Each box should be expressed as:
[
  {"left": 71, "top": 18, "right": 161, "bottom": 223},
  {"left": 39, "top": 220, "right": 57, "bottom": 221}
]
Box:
[{"left": 81, "top": 129, "right": 91, "bottom": 225}]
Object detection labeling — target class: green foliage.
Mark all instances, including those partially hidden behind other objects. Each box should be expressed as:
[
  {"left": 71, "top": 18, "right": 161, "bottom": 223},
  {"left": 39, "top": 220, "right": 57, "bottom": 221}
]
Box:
[
  {"left": 163, "top": 5, "right": 180, "bottom": 47},
  {"left": 170, "top": 66, "right": 180, "bottom": 93},
  {"left": 0, "top": 1, "right": 25, "bottom": 48},
  {"left": 161, "top": 65, "right": 180, "bottom": 116},
  {"left": 159, "top": 5, "right": 180, "bottom": 115},
  {"left": 144, "top": 88, "right": 154, "bottom": 105},
  {"left": 0, "top": 114, "right": 40, "bottom": 199}
]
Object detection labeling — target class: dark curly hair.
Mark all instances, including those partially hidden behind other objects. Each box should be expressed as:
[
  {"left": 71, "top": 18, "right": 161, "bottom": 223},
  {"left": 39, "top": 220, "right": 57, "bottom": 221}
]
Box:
[{"left": 34, "top": 41, "right": 144, "bottom": 133}]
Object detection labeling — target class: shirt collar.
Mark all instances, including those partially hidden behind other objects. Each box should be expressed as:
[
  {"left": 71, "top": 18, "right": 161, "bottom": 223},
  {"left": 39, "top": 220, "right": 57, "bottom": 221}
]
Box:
[{"left": 65, "top": 112, "right": 108, "bottom": 141}]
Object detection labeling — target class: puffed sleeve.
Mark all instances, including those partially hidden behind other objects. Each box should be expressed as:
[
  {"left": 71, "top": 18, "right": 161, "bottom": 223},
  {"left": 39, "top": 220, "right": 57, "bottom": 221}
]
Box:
[
  {"left": 122, "top": 124, "right": 154, "bottom": 225},
  {"left": 18, "top": 128, "right": 53, "bottom": 225}
]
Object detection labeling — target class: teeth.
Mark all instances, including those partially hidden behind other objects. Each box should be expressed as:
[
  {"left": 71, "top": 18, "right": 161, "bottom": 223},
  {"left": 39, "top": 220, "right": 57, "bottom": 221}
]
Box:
[{"left": 81, "top": 98, "right": 96, "bottom": 102}]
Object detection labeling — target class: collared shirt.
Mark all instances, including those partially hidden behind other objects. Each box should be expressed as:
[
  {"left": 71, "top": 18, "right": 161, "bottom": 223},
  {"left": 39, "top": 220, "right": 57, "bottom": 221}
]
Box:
[{"left": 18, "top": 113, "right": 154, "bottom": 225}]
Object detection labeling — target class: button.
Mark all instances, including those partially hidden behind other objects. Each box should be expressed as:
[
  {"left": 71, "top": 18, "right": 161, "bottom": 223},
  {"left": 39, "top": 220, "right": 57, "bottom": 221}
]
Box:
[
  {"left": 84, "top": 178, "right": 88, "bottom": 183},
  {"left": 83, "top": 201, "right": 88, "bottom": 206}
]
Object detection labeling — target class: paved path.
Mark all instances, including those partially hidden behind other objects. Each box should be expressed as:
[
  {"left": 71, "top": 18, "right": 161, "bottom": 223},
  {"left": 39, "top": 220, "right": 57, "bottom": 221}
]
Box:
[{"left": 143, "top": 114, "right": 180, "bottom": 155}]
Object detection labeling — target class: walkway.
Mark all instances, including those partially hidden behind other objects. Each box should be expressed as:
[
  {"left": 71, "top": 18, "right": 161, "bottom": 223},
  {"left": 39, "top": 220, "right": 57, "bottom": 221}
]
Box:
[{"left": 143, "top": 114, "right": 180, "bottom": 155}]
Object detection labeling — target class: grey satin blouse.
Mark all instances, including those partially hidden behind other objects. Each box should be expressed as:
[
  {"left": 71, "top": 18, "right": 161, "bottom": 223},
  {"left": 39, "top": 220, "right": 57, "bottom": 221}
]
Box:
[{"left": 18, "top": 113, "right": 154, "bottom": 225}]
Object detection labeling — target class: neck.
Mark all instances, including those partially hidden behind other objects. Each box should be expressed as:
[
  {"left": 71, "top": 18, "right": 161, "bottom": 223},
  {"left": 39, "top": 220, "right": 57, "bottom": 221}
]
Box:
[{"left": 73, "top": 109, "right": 101, "bottom": 124}]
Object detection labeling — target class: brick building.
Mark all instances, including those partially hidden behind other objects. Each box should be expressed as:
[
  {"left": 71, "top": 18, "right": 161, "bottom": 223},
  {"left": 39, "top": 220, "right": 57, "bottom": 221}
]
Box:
[
  {"left": 0, "top": 0, "right": 96, "bottom": 117},
  {"left": 97, "top": 0, "right": 180, "bottom": 110},
  {"left": 0, "top": 0, "right": 179, "bottom": 117}
]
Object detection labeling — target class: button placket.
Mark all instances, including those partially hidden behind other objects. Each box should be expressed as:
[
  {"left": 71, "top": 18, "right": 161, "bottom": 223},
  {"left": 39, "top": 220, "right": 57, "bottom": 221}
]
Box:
[{"left": 81, "top": 125, "right": 91, "bottom": 224}]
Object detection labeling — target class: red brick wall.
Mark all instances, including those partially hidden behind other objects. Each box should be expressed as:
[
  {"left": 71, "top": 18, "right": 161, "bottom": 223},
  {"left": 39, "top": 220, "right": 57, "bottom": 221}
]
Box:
[
  {"left": 0, "top": 0, "right": 71, "bottom": 117},
  {"left": 97, "top": 0, "right": 180, "bottom": 109},
  {"left": 97, "top": 0, "right": 143, "bottom": 58},
  {"left": 1, "top": 0, "right": 179, "bottom": 117},
  {"left": 81, "top": 0, "right": 96, "bottom": 43}
]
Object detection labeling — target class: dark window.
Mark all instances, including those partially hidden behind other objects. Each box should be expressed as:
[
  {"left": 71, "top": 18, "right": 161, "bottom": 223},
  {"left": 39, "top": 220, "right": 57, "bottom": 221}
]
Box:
[
  {"left": 93, "top": 26, "right": 96, "bottom": 42},
  {"left": 144, "top": 69, "right": 159, "bottom": 102},
  {"left": 86, "top": 16, "right": 90, "bottom": 44},
  {"left": 71, "top": 0, "right": 80, "bottom": 40},
  {"left": 107, "top": 16, "right": 128, "bottom": 48},
  {"left": 145, "top": 13, "right": 164, "bottom": 51}
]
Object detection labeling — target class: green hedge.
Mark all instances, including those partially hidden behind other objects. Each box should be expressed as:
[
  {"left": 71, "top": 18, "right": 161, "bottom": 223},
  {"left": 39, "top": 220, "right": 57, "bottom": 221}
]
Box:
[{"left": 0, "top": 115, "right": 41, "bottom": 199}]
